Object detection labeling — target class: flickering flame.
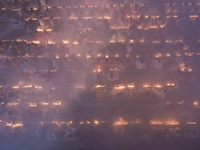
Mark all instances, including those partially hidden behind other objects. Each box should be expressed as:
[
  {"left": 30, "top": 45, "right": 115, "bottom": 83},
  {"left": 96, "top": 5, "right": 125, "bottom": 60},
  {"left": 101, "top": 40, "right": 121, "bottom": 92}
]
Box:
[
  {"left": 166, "top": 82, "right": 175, "bottom": 87},
  {"left": 7, "top": 102, "right": 19, "bottom": 106},
  {"left": 154, "top": 84, "right": 162, "bottom": 88},
  {"left": 75, "top": 85, "right": 85, "bottom": 89},
  {"left": 155, "top": 53, "right": 162, "bottom": 58},
  {"left": 165, "top": 120, "right": 179, "bottom": 125},
  {"left": 12, "top": 86, "right": 19, "bottom": 89},
  {"left": 115, "top": 54, "right": 119, "bottom": 58},
  {"left": 95, "top": 85, "right": 106, "bottom": 89},
  {"left": 143, "top": 84, "right": 151, "bottom": 88},
  {"left": 23, "top": 85, "right": 33, "bottom": 88},
  {"left": 114, "top": 85, "right": 126, "bottom": 90},
  {"left": 6, "top": 122, "right": 12, "bottom": 127},
  {"left": 176, "top": 53, "right": 182, "bottom": 57},
  {"left": 63, "top": 40, "right": 69, "bottom": 44},
  {"left": 166, "top": 53, "right": 171, "bottom": 57},
  {"left": 53, "top": 101, "right": 62, "bottom": 106},
  {"left": 86, "top": 54, "right": 91, "bottom": 58},
  {"left": 29, "top": 102, "right": 37, "bottom": 107},
  {"left": 129, "top": 39, "right": 135, "bottom": 43},
  {"left": 73, "top": 41, "right": 79, "bottom": 45},
  {"left": 41, "top": 102, "right": 49, "bottom": 106},
  {"left": 177, "top": 100, "right": 184, "bottom": 105},
  {"left": 188, "top": 68, "right": 193, "bottom": 72},
  {"left": 127, "top": 83, "right": 135, "bottom": 89},
  {"left": 48, "top": 40, "right": 56, "bottom": 44},
  {"left": 94, "top": 120, "right": 99, "bottom": 125},
  {"left": 32, "top": 41, "right": 41, "bottom": 44},
  {"left": 193, "top": 101, "right": 198, "bottom": 106},
  {"left": 166, "top": 40, "right": 172, "bottom": 43},
  {"left": 114, "top": 117, "right": 128, "bottom": 126},
  {"left": 12, "top": 122, "right": 23, "bottom": 128},
  {"left": 55, "top": 54, "right": 60, "bottom": 59},
  {"left": 187, "top": 121, "right": 197, "bottom": 125},
  {"left": 150, "top": 120, "right": 163, "bottom": 125},
  {"left": 35, "top": 86, "right": 42, "bottom": 89},
  {"left": 97, "top": 54, "right": 102, "bottom": 57},
  {"left": 105, "top": 55, "right": 109, "bottom": 58}
]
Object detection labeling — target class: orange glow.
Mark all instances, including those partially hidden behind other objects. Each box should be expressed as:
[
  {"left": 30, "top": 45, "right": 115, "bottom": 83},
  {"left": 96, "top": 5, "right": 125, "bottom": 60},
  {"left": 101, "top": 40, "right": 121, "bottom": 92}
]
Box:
[
  {"left": 150, "top": 120, "right": 163, "bottom": 125},
  {"left": 187, "top": 121, "right": 197, "bottom": 125},
  {"left": 143, "top": 84, "right": 151, "bottom": 88},
  {"left": 165, "top": 120, "right": 179, "bottom": 125},
  {"left": 114, "top": 117, "right": 128, "bottom": 126},
  {"left": 114, "top": 85, "right": 126, "bottom": 90},
  {"left": 53, "top": 101, "right": 62, "bottom": 106},
  {"left": 29, "top": 102, "right": 37, "bottom": 107},
  {"left": 154, "top": 84, "right": 162, "bottom": 88}
]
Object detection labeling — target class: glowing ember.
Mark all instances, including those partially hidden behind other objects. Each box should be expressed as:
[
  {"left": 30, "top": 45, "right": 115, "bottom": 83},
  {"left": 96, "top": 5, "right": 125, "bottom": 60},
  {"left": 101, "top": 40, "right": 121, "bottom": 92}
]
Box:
[
  {"left": 95, "top": 85, "right": 106, "bottom": 89},
  {"left": 29, "top": 102, "right": 37, "bottom": 107},
  {"left": 127, "top": 83, "right": 135, "bottom": 89},
  {"left": 55, "top": 55, "right": 60, "bottom": 59},
  {"left": 41, "top": 102, "right": 49, "bottom": 106},
  {"left": 35, "top": 86, "right": 42, "bottom": 89},
  {"left": 150, "top": 120, "right": 163, "bottom": 125},
  {"left": 165, "top": 121, "right": 179, "bottom": 125},
  {"left": 114, "top": 117, "right": 128, "bottom": 126},
  {"left": 143, "top": 84, "right": 151, "bottom": 88},
  {"left": 166, "top": 40, "right": 172, "bottom": 43},
  {"left": 97, "top": 54, "right": 102, "bottom": 57},
  {"left": 12, "top": 122, "right": 23, "bottom": 128},
  {"left": 166, "top": 82, "right": 175, "bottom": 87},
  {"left": 23, "top": 85, "right": 33, "bottom": 88},
  {"left": 6, "top": 122, "right": 13, "bottom": 127},
  {"left": 188, "top": 68, "right": 193, "bottom": 72},
  {"left": 12, "top": 86, "right": 19, "bottom": 89},
  {"left": 48, "top": 40, "right": 56, "bottom": 44},
  {"left": 176, "top": 53, "right": 182, "bottom": 57},
  {"left": 73, "top": 41, "right": 79, "bottom": 45},
  {"left": 187, "top": 121, "right": 197, "bottom": 125},
  {"left": 166, "top": 53, "right": 171, "bottom": 57},
  {"left": 155, "top": 53, "right": 162, "bottom": 58},
  {"left": 63, "top": 40, "right": 69, "bottom": 44},
  {"left": 32, "top": 40, "right": 40, "bottom": 44},
  {"left": 153, "top": 40, "right": 160, "bottom": 44},
  {"left": 53, "top": 101, "right": 62, "bottom": 106},
  {"left": 177, "top": 100, "right": 184, "bottom": 105},
  {"left": 94, "top": 120, "right": 99, "bottom": 125},
  {"left": 154, "top": 84, "right": 162, "bottom": 88},
  {"left": 75, "top": 85, "right": 85, "bottom": 89},
  {"left": 114, "top": 85, "right": 126, "bottom": 90},
  {"left": 129, "top": 39, "right": 135, "bottom": 43},
  {"left": 86, "top": 54, "right": 91, "bottom": 58},
  {"left": 193, "top": 101, "right": 199, "bottom": 106},
  {"left": 7, "top": 103, "right": 19, "bottom": 106},
  {"left": 115, "top": 54, "right": 119, "bottom": 58}
]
